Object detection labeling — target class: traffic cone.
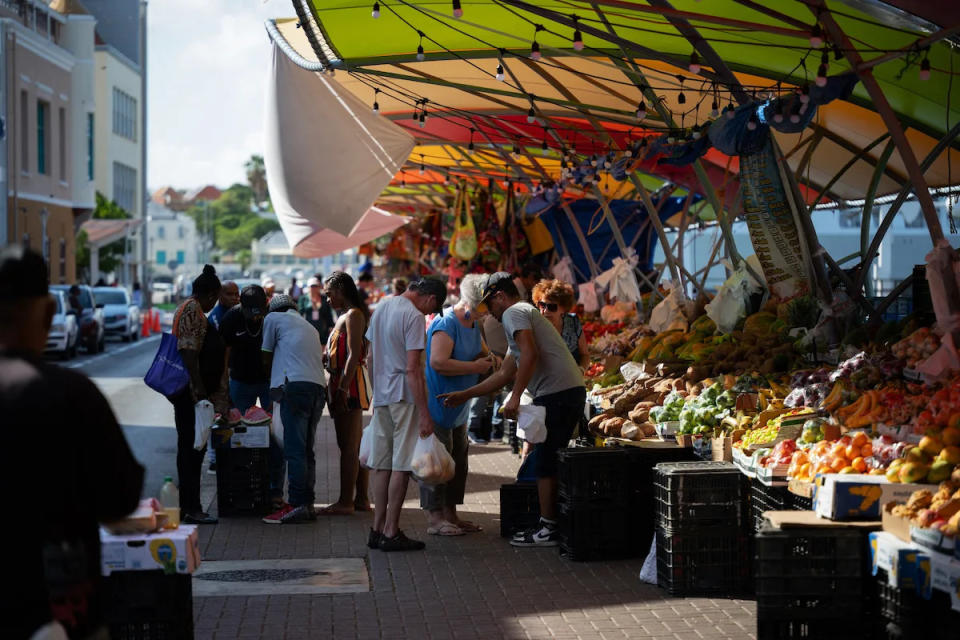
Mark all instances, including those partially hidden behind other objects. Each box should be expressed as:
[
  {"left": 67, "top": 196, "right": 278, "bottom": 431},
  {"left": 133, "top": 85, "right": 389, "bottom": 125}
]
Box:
[
  {"left": 152, "top": 309, "right": 162, "bottom": 333},
  {"left": 141, "top": 314, "right": 151, "bottom": 337}
]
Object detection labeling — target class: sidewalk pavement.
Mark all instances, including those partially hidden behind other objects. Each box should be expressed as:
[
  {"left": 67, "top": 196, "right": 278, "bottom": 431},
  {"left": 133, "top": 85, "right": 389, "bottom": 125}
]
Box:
[{"left": 194, "top": 416, "right": 757, "bottom": 639}]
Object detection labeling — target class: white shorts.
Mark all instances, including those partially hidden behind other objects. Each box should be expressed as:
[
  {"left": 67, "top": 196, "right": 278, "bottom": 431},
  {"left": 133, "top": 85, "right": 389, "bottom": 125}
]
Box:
[{"left": 369, "top": 402, "right": 420, "bottom": 471}]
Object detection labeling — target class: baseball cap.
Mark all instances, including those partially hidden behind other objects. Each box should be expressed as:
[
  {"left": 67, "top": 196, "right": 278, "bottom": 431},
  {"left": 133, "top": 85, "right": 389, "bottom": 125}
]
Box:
[
  {"left": 479, "top": 271, "right": 514, "bottom": 304},
  {"left": 306, "top": 276, "right": 320, "bottom": 288},
  {"left": 240, "top": 285, "right": 267, "bottom": 316},
  {"left": 0, "top": 245, "right": 48, "bottom": 300},
  {"left": 268, "top": 293, "right": 296, "bottom": 313},
  {"left": 410, "top": 277, "right": 446, "bottom": 314}
]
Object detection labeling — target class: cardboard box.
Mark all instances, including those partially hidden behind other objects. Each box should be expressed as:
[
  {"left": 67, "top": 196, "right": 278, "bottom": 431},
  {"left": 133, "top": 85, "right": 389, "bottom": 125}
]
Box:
[
  {"left": 100, "top": 525, "right": 201, "bottom": 575},
  {"left": 211, "top": 425, "right": 270, "bottom": 449},
  {"left": 815, "top": 474, "right": 938, "bottom": 521},
  {"left": 869, "top": 531, "right": 924, "bottom": 590},
  {"left": 914, "top": 549, "right": 960, "bottom": 608}
]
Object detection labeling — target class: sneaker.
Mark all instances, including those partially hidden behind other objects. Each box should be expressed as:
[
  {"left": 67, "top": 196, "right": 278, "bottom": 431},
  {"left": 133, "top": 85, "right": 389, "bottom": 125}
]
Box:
[
  {"left": 182, "top": 511, "right": 218, "bottom": 525},
  {"left": 510, "top": 522, "right": 559, "bottom": 547},
  {"left": 263, "top": 503, "right": 316, "bottom": 524},
  {"left": 379, "top": 530, "right": 425, "bottom": 552},
  {"left": 206, "top": 462, "right": 217, "bottom": 475},
  {"left": 367, "top": 528, "right": 382, "bottom": 549},
  {"left": 467, "top": 433, "right": 488, "bottom": 445}
]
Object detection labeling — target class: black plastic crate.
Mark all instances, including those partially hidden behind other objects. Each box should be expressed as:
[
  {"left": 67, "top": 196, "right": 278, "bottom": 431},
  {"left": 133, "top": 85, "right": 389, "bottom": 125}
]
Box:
[
  {"left": 757, "top": 617, "right": 873, "bottom": 640},
  {"left": 103, "top": 571, "right": 193, "bottom": 640},
  {"left": 656, "top": 525, "right": 751, "bottom": 596},
  {"left": 875, "top": 568, "right": 960, "bottom": 639},
  {"left": 789, "top": 492, "right": 813, "bottom": 511},
  {"left": 557, "top": 448, "right": 629, "bottom": 505},
  {"left": 558, "top": 499, "right": 631, "bottom": 561},
  {"left": 215, "top": 445, "right": 270, "bottom": 516},
  {"left": 749, "top": 481, "right": 792, "bottom": 534},
  {"left": 655, "top": 461, "right": 744, "bottom": 529},
  {"left": 754, "top": 525, "right": 867, "bottom": 585},
  {"left": 623, "top": 446, "right": 699, "bottom": 552},
  {"left": 500, "top": 482, "right": 540, "bottom": 538}
]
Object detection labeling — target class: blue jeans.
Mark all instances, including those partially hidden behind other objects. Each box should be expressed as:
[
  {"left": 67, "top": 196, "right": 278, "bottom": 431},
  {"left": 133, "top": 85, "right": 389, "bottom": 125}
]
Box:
[
  {"left": 277, "top": 381, "right": 325, "bottom": 507},
  {"left": 468, "top": 391, "right": 505, "bottom": 440},
  {"left": 210, "top": 379, "right": 271, "bottom": 463}
]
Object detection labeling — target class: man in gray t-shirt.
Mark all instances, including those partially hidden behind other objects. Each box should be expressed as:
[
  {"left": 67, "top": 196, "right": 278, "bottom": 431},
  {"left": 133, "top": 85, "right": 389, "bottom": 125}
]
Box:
[{"left": 439, "top": 272, "right": 585, "bottom": 548}]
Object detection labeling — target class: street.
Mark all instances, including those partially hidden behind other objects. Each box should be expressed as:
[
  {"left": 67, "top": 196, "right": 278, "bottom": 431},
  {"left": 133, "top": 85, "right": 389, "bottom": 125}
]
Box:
[{"left": 62, "top": 343, "right": 757, "bottom": 639}]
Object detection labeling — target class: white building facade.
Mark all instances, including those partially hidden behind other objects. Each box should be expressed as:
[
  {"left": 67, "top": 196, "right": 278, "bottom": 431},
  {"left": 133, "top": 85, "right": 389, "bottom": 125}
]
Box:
[{"left": 146, "top": 201, "right": 198, "bottom": 277}]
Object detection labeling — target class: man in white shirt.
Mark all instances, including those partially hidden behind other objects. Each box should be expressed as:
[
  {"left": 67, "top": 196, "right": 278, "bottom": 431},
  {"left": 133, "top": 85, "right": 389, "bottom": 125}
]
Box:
[
  {"left": 260, "top": 294, "right": 326, "bottom": 524},
  {"left": 365, "top": 278, "right": 446, "bottom": 552}
]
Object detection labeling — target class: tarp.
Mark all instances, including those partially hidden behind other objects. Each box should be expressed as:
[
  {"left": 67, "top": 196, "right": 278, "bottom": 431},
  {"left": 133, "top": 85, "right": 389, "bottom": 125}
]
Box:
[
  {"left": 537, "top": 196, "right": 698, "bottom": 282},
  {"left": 290, "top": 206, "right": 409, "bottom": 258},
  {"left": 263, "top": 41, "right": 414, "bottom": 252}
]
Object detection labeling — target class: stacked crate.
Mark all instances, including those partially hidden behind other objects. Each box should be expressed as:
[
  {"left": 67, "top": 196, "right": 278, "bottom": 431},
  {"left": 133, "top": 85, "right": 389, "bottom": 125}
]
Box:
[
  {"left": 556, "top": 448, "right": 631, "bottom": 560},
  {"left": 654, "top": 461, "right": 750, "bottom": 596},
  {"left": 103, "top": 570, "right": 193, "bottom": 640},
  {"left": 212, "top": 428, "right": 271, "bottom": 516}
]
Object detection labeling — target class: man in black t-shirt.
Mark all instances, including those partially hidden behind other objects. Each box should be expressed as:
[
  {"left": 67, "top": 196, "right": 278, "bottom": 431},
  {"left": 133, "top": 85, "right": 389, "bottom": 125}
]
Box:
[
  {"left": 0, "top": 246, "right": 144, "bottom": 640},
  {"left": 220, "top": 285, "right": 271, "bottom": 414}
]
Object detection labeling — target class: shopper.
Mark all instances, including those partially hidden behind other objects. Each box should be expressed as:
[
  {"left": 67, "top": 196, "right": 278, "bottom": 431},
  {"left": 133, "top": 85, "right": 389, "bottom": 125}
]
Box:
[
  {"left": 299, "top": 275, "right": 335, "bottom": 344},
  {"left": 132, "top": 281, "right": 143, "bottom": 307},
  {"left": 514, "top": 262, "right": 543, "bottom": 303},
  {"left": 171, "top": 265, "right": 227, "bottom": 525},
  {"left": 219, "top": 285, "right": 271, "bottom": 413},
  {"left": 365, "top": 277, "right": 447, "bottom": 552},
  {"left": 0, "top": 246, "right": 144, "bottom": 640},
  {"left": 422, "top": 274, "right": 493, "bottom": 536},
  {"left": 531, "top": 279, "right": 590, "bottom": 370},
  {"left": 439, "top": 272, "right": 586, "bottom": 547},
  {"left": 261, "top": 294, "right": 327, "bottom": 524},
  {"left": 287, "top": 276, "right": 303, "bottom": 302},
  {"left": 209, "top": 280, "right": 239, "bottom": 331},
  {"left": 318, "top": 271, "right": 372, "bottom": 515}
]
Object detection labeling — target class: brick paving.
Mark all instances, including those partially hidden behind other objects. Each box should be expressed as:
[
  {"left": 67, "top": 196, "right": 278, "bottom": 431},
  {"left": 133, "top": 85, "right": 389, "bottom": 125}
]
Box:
[{"left": 194, "top": 416, "right": 757, "bottom": 639}]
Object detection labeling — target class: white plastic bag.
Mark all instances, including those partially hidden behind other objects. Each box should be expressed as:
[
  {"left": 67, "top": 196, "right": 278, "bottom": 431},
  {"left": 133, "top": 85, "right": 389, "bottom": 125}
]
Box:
[
  {"left": 578, "top": 282, "right": 601, "bottom": 313},
  {"left": 411, "top": 434, "right": 456, "bottom": 485},
  {"left": 193, "top": 399, "right": 215, "bottom": 450},
  {"left": 270, "top": 401, "right": 284, "bottom": 448},
  {"left": 649, "top": 282, "right": 688, "bottom": 333},
  {"left": 704, "top": 256, "right": 764, "bottom": 334},
  {"left": 516, "top": 404, "right": 547, "bottom": 444},
  {"left": 358, "top": 424, "right": 373, "bottom": 470}
]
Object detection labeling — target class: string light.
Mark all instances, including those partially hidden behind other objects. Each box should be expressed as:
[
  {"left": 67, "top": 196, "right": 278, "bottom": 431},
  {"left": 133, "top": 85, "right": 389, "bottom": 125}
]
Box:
[
  {"left": 512, "top": 142, "right": 521, "bottom": 157},
  {"left": 468, "top": 128, "right": 475, "bottom": 153},
  {"left": 799, "top": 84, "right": 810, "bottom": 104},
  {"left": 419, "top": 154, "right": 425, "bottom": 175},
  {"left": 688, "top": 52, "right": 700, "bottom": 74},
  {"left": 809, "top": 23, "right": 823, "bottom": 48},
  {"left": 572, "top": 16, "right": 583, "bottom": 51},
  {"left": 816, "top": 49, "right": 829, "bottom": 87},
  {"left": 452, "top": 0, "right": 462, "bottom": 18},
  {"left": 692, "top": 124, "right": 702, "bottom": 140},
  {"left": 419, "top": 111, "right": 426, "bottom": 128},
  {"left": 920, "top": 53, "right": 931, "bottom": 81},
  {"left": 443, "top": 172, "right": 450, "bottom": 185},
  {"left": 527, "top": 105, "right": 536, "bottom": 124},
  {"left": 725, "top": 102, "right": 735, "bottom": 119},
  {"left": 710, "top": 100, "right": 719, "bottom": 118},
  {"left": 636, "top": 101, "right": 647, "bottom": 120},
  {"left": 773, "top": 99, "right": 784, "bottom": 123},
  {"left": 496, "top": 61, "right": 504, "bottom": 82},
  {"left": 372, "top": 88, "right": 380, "bottom": 114},
  {"left": 400, "top": 171, "right": 406, "bottom": 188},
  {"left": 747, "top": 112, "right": 758, "bottom": 131},
  {"left": 531, "top": 25, "right": 544, "bottom": 60},
  {"left": 371, "top": 2, "right": 380, "bottom": 19},
  {"left": 416, "top": 32, "right": 425, "bottom": 62},
  {"left": 677, "top": 75, "right": 686, "bottom": 105}
]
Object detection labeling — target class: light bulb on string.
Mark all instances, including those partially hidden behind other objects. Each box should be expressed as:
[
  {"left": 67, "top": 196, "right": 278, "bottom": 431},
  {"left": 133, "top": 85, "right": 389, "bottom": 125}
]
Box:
[
  {"left": 443, "top": 173, "right": 450, "bottom": 185},
  {"left": 772, "top": 100, "right": 784, "bottom": 124},
  {"left": 636, "top": 101, "right": 647, "bottom": 120},
  {"left": 799, "top": 84, "right": 810, "bottom": 104},
  {"left": 710, "top": 100, "right": 719, "bottom": 118},
  {"left": 590, "top": 155, "right": 598, "bottom": 167},
  {"left": 815, "top": 49, "right": 828, "bottom": 87},
  {"left": 416, "top": 31, "right": 425, "bottom": 62},
  {"left": 452, "top": 0, "right": 462, "bottom": 18},
  {"left": 725, "top": 102, "right": 735, "bottom": 119},
  {"left": 692, "top": 124, "right": 702, "bottom": 140},
  {"left": 467, "top": 128, "right": 475, "bottom": 153},
  {"left": 666, "top": 130, "right": 676, "bottom": 144},
  {"left": 400, "top": 171, "right": 406, "bottom": 188},
  {"left": 688, "top": 51, "right": 700, "bottom": 74},
  {"left": 371, "top": 2, "right": 380, "bottom": 18},
  {"left": 496, "top": 61, "right": 504, "bottom": 81},
  {"left": 419, "top": 155, "right": 425, "bottom": 175},
  {"left": 530, "top": 25, "right": 543, "bottom": 60},
  {"left": 372, "top": 88, "right": 380, "bottom": 114},
  {"left": 676, "top": 75, "right": 686, "bottom": 105},
  {"left": 419, "top": 111, "right": 426, "bottom": 128},
  {"left": 809, "top": 23, "right": 823, "bottom": 48},
  {"left": 527, "top": 105, "right": 536, "bottom": 124},
  {"left": 572, "top": 15, "right": 584, "bottom": 51},
  {"left": 747, "top": 112, "right": 758, "bottom": 131},
  {"left": 512, "top": 142, "right": 521, "bottom": 157},
  {"left": 920, "top": 54, "right": 931, "bottom": 81}
]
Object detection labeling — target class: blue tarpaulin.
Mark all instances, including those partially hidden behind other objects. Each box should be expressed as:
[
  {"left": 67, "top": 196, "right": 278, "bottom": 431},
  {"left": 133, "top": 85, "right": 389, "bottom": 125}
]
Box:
[{"left": 535, "top": 195, "right": 699, "bottom": 283}]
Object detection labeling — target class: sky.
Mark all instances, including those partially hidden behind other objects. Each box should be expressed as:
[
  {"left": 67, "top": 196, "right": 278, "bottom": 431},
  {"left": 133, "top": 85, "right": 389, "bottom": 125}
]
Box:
[{"left": 147, "top": 0, "right": 286, "bottom": 192}]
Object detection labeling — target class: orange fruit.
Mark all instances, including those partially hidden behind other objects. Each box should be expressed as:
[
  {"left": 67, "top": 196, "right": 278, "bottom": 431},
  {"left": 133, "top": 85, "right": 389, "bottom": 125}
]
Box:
[
  {"left": 860, "top": 444, "right": 873, "bottom": 458},
  {"left": 831, "top": 443, "right": 847, "bottom": 458},
  {"left": 852, "top": 457, "right": 867, "bottom": 472},
  {"left": 852, "top": 432, "right": 869, "bottom": 447},
  {"left": 831, "top": 458, "right": 848, "bottom": 472},
  {"left": 839, "top": 466, "right": 858, "bottom": 474},
  {"left": 845, "top": 445, "right": 860, "bottom": 460}
]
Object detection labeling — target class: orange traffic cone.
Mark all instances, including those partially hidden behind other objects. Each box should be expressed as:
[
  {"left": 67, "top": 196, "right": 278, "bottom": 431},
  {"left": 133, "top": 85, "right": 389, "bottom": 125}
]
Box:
[
  {"left": 141, "top": 313, "right": 151, "bottom": 337},
  {"left": 152, "top": 309, "right": 162, "bottom": 333}
]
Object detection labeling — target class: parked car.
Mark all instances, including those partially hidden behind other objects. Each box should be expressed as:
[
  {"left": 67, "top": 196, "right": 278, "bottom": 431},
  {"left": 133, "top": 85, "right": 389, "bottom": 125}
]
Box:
[
  {"left": 151, "top": 281, "right": 174, "bottom": 305},
  {"left": 93, "top": 287, "right": 140, "bottom": 342},
  {"left": 50, "top": 284, "right": 105, "bottom": 353},
  {"left": 45, "top": 290, "right": 79, "bottom": 359}
]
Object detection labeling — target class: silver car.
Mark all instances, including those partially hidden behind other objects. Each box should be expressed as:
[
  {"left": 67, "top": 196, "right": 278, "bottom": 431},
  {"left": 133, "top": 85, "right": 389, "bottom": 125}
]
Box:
[
  {"left": 45, "top": 290, "right": 79, "bottom": 359},
  {"left": 93, "top": 287, "right": 141, "bottom": 342}
]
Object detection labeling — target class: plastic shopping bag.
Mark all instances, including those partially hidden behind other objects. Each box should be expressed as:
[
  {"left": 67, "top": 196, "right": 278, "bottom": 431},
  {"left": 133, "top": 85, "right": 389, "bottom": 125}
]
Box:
[
  {"left": 358, "top": 425, "right": 373, "bottom": 470},
  {"left": 270, "top": 401, "right": 284, "bottom": 448},
  {"left": 193, "top": 400, "right": 215, "bottom": 450},
  {"left": 411, "top": 434, "right": 456, "bottom": 485},
  {"left": 516, "top": 404, "right": 547, "bottom": 444}
]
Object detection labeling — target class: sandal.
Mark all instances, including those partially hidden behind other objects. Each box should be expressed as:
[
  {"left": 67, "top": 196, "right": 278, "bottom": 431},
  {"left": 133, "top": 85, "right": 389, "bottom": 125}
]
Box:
[
  {"left": 316, "top": 503, "right": 355, "bottom": 516},
  {"left": 454, "top": 520, "right": 483, "bottom": 533},
  {"left": 426, "top": 521, "right": 465, "bottom": 536}
]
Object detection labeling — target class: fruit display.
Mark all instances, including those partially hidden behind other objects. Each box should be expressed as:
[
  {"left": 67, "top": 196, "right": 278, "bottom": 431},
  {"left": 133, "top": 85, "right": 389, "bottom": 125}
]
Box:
[
  {"left": 586, "top": 322, "right": 639, "bottom": 355},
  {"left": 890, "top": 481, "right": 960, "bottom": 537},
  {"left": 892, "top": 327, "right": 940, "bottom": 367}
]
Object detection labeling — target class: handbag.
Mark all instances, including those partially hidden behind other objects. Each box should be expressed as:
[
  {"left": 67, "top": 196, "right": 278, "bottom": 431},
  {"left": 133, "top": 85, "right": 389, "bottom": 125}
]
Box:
[
  {"left": 449, "top": 182, "right": 478, "bottom": 260},
  {"left": 143, "top": 332, "right": 190, "bottom": 398},
  {"left": 521, "top": 215, "right": 554, "bottom": 255}
]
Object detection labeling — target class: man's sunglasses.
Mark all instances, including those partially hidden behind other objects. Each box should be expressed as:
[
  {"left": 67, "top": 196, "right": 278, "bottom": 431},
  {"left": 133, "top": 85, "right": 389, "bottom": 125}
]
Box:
[{"left": 537, "top": 301, "right": 559, "bottom": 312}]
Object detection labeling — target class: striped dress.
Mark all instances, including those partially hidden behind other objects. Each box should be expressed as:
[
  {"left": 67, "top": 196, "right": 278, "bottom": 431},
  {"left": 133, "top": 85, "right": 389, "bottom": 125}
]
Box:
[{"left": 326, "top": 322, "right": 371, "bottom": 411}]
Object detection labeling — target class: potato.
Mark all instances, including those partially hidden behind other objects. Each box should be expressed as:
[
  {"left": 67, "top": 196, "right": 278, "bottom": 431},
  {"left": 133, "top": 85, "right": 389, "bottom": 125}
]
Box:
[
  {"left": 588, "top": 414, "right": 608, "bottom": 431},
  {"left": 600, "top": 417, "right": 626, "bottom": 437},
  {"left": 620, "top": 422, "right": 639, "bottom": 440},
  {"left": 638, "top": 422, "right": 656, "bottom": 437},
  {"left": 628, "top": 407, "right": 650, "bottom": 423}
]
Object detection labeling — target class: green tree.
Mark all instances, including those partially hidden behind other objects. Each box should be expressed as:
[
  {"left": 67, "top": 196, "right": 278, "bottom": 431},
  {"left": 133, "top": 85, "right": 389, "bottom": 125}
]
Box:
[
  {"left": 245, "top": 154, "right": 268, "bottom": 206},
  {"left": 186, "top": 183, "right": 279, "bottom": 255}
]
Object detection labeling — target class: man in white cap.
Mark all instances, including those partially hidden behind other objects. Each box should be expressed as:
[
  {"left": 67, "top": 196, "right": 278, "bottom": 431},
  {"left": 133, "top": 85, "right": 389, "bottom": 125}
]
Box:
[{"left": 299, "top": 273, "right": 335, "bottom": 343}]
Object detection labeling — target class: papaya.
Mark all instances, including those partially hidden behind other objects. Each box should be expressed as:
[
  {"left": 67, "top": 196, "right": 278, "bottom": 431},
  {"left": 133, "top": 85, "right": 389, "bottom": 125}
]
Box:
[
  {"left": 743, "top": 312, "right": 778, "bottom": 336},
  {"left": 690, "top": 315, "right": 716, "bottom": 335}
]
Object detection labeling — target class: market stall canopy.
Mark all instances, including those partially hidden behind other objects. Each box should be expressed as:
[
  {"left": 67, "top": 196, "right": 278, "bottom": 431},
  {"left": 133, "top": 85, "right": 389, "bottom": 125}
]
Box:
[
  {"left": 288, "top": 206, "right": 411, "bottom": 258},
  {"left": 264, "top": 37, "right": 414, "bottom": 253},
  {"left": 271, "top": 1, "right": 959, "bottom": 213}
]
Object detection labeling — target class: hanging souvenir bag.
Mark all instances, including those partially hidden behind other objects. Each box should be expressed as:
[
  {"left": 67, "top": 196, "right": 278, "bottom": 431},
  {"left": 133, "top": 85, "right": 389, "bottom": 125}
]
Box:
[{"left": 449, "top": 182, "right": 478, "bottom": 260}]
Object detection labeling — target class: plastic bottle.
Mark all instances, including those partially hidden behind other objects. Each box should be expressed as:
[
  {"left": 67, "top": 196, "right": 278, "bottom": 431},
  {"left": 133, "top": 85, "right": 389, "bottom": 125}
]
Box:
[{"left": 159, "top": 476, "right": 180, "bottom": 529}]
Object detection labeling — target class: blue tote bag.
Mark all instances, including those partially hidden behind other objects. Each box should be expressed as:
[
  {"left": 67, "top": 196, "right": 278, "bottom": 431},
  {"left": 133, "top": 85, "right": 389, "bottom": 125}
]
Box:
[{"left": 144, "top": 332, "right": 190, "bottom": 398}]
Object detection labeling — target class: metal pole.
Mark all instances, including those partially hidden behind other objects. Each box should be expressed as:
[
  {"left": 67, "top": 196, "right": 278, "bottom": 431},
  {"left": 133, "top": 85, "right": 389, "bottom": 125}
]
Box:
[{"left": 139, "top": 0, "right": 150, "bottom": 309}]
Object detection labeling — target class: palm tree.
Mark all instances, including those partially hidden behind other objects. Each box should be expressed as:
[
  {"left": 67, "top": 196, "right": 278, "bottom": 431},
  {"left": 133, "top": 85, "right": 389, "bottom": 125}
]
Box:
[{"left": 245, "top": 154, "right": 268, "bottom": 207}]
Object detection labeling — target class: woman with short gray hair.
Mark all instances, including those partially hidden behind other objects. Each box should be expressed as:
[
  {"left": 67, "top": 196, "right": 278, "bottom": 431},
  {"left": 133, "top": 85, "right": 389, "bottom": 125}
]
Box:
[{"left": 420, "top": 273, "right": 495, "bottom": 536}]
